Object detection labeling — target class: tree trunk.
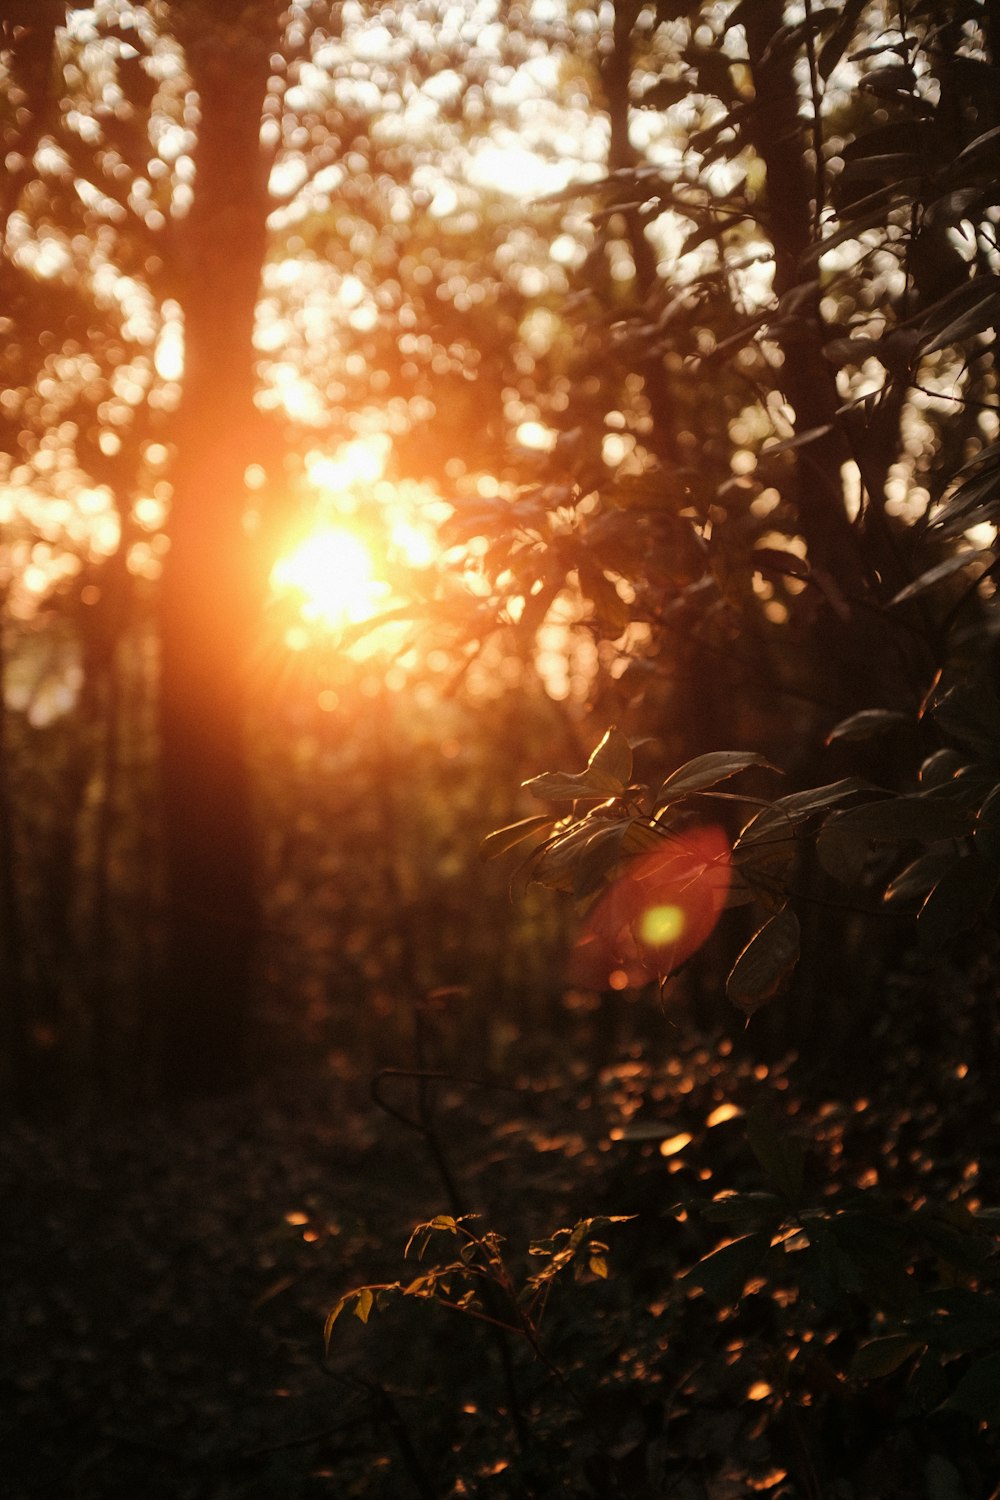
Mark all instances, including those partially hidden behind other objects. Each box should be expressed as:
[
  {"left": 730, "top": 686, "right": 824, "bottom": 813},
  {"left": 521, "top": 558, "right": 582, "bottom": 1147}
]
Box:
[
  {"left": 740, "top": 0, "right": 869, "bottom": 595},
  {"left": 157, "top": 4, "right": 275, "bottom": 1096}
]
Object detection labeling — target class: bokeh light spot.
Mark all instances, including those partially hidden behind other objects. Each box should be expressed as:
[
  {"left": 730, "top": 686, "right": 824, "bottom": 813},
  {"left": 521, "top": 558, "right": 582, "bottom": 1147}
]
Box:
[{"left": 638, "top": 903, "right": 685, "bottom": 948}]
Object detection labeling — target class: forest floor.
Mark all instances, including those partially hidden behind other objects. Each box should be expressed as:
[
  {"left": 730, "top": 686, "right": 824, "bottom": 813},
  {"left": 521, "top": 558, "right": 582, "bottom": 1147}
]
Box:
[{"left": 3, "top": 972, "right": 1000, "bottom": 1500}]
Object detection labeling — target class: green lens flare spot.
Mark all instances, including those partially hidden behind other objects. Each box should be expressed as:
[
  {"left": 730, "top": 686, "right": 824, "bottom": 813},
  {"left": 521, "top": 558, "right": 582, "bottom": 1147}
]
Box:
[{"left": 639, "top": 903, "right": 685, "bottom": 947}]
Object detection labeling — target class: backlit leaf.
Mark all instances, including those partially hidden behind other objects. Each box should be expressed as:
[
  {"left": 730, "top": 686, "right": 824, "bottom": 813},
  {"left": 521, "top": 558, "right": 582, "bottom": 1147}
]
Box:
[
  {"left": 480, "top": 815, "right": 554, "bottom": 861},
  {"left": 889, "top": 551, "right": 985, "bottom": 606},
  {"left": 726, "top": 907, "right": 800, "bottom": 1016},
  {"left": 587, "top": 726, "right": 633, "bottom": 791},
  {"left": 825, "top": 708, "right": 909, "bottom": 744},
  {"left": 975, "top": 785, "right": 1000, "bottom": 864},
  {"left": 656, "top": 751, "right": 779, "bottom": 806},
  {"left": 849, "top": 1335, "right": 923, "bottom": 1380},
  {"left": 685, "top": 1231, "right": 771, "bottom": 1308}
]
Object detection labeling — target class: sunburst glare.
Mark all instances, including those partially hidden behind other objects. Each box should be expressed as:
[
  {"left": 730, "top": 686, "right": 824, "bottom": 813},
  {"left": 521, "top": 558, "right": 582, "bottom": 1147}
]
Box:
[{"left": 271, "top": 526, "right": 391, "bottom": 629}]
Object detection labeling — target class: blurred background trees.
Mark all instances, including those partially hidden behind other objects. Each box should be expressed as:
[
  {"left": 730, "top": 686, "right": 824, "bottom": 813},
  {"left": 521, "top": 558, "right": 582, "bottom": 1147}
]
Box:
[{"left": 1, "top": 0, "right": 997, "bottom": 1109}]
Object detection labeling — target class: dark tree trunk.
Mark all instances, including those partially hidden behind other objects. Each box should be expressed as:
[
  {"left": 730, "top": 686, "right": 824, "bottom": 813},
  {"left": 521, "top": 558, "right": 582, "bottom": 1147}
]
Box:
[
  {"left": 157, "top": 4, "right": 275, "bottom": 1096},
  {"left": 0, "top": 0, "right": 73, "bottom": 1113},
  {"left": 740, "top": 0, "right": 868, "bottom": 595}
]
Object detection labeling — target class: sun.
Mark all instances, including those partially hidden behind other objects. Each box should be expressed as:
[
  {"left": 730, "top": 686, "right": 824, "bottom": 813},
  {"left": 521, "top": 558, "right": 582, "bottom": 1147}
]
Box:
[{"left": 270, "top": 526, "right": 390, "bottom": 628}]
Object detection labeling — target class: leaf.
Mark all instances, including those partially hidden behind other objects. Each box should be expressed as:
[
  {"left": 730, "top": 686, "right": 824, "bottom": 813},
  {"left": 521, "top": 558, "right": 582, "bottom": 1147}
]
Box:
[
  {"left": 816, "top": 817, "right": 870, "bottom": 884},
  {"left": 817, "top": 0, "right": 870, "bottom": 79},
  {"left": 738, "top": 779, "right": 874, "bottom": 838},
  {"left": 800, "top": 193, "right": 912, "bottom": 268},
  {"left": 523, "top": 728, "right": 632, "bottom": 802},
  {"left": 636, "top": 75, "right": 692, "bottom": 111},
  {"left": 849, "top": 1335, "right": 923, "bottom": 1381},
  {"left": 920, "top": 749, "right": 968, "bottom": 788},
  {"left": 883, "top": 848, "right": 956, "bottom": 906},
  {"left": 700, "top": 1191, "right": 783, "bottom": 1223},
  {"left": 825, "top": 708, "right": 910, "bottom": 744},
  {"left": 918, "top": 856, "right": 999, "bottom": 952},
  {"left": 752, "top": 546, "right": 811, "bottom": 580},
  {"left": 745, "top": 1103, "right": 805, "bottom": 1199},
  {"left": 588, "top": 726, "right": 633, "bottom": 790},
  {"left": 354, "top": 1287, "right": 374, "bottom": 1323},
  {"left": 568, "top": 819, "right": 634, "bottom": 897},
  {"left": 823, "top": 795, "right": 973, "bottom": 846},
  {"left": 579, "top": 561, "right": 631, "bottom": 632},
  {"left": 944, "top": 1352, "right": 1000, "bottom": 1423},
  {"left": 890, "top": 551, "right": 988, "bottom": 605},
  {"left": 726, "top": 907, "right": 800, "bottom": 1016},
  {"left": 480, "top": 815, "right": 553, "bottom": 862},
  {"left": 656, "top": 751, "right": 779, "bottom": 806},
  {"left": 529, "top": 823, "right": 600, "bottom": 893},
  {"left": 759, "top": 425, "right": 832, "bottom": 458},
  {"left": 930, "top": 680, "right": 1000, "bottom": 756},
  {"left": 523, "top": 771, "right": 617, "bottom": 802},
  {"left": 922, "top": 276, "right": 1000, "bottom": 354},
  {"left": 324, "top": 1297, "right": 348, "bottom": 1351},
  {"left": 684, "top": 1231, "right": 771, "bottom": 1308},
  {"left": 975, "top": 785, "right": 1000, "bottom": 864}
]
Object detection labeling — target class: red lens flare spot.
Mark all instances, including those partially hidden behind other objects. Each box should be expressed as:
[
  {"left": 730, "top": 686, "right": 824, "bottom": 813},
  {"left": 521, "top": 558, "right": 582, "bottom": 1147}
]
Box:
[{"left": 572, "top": 826, "right": 731, "bottom": 990}]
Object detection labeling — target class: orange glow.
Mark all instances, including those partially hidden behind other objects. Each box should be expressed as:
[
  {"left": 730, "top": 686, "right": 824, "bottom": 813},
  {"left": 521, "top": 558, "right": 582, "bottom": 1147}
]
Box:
[
  {"left": 271, "top": 527, "right": 390, "bottom": 628},
  {"left": 271, "top": 435, "right": 446, "bottom": 637},
  {"left": 571, "top": 826, "right": 731, "bottom": 991},
  {"left": 307, "top": 436, "right": 388, "bottom": 494}
]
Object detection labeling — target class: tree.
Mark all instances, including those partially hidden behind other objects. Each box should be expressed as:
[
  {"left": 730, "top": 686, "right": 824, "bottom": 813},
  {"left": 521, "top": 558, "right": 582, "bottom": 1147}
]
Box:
[
  {"left": 478, "top": 0, "right": 1000, "bottom": 1045},
  {"left": 154, "top": 0, "right": 279, "bottom": 1094}
]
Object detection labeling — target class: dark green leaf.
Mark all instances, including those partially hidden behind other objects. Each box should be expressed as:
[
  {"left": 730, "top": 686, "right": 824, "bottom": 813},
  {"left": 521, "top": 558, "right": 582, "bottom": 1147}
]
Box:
[
  {"left": 921, "top": 275, "right": 1000, "bottom": 354},
  {"left": 849, "top": 1335, "right": 923, "bottom": 1380},
  {"left": 752, "top": 546, "right": 811, "bottom": 580},
  {"left": 684, "top": 1231, "right": 771, "bottom": 1308},
  {"left": 918, "top": 856, "right": 999, "bottom": 952},
  {"left": 745, "top": 1104, "right": 805, "bottom": 1200},
  {"left": 930, "top": 680, "right": 1000, "bottom": 757},
  {"left": 656, "top": 751, "right": 779, "bottom": 806},
  {"left": 944, "top": 1352, "right": 1000, "bottom": 1423},
  {"left": 976, "top": 785, "right": 1000, "bottom": 864},
  {"left": 700, "top": 1191, "right": 783, "bottom": 1224},
  {"left": 826, "top": 708, "right": 910, "bottom": 744},
  {"left": 920, "top": 749, "right": 969, "bottom": 788},
  {"left": 883, "top": 848, "right": 956, "bottom": 906},
  {"left": 824, "top": 796, "right": 973, "bottom": 845},
  {"left": 817, "top": 0, "right": 872, "bottom": 79},
  {"left": 816, "top": 818, "right": 870, "bottom": 884},
  {"left": 726, "top": 907, "right": 800, "bottom": 1016}
]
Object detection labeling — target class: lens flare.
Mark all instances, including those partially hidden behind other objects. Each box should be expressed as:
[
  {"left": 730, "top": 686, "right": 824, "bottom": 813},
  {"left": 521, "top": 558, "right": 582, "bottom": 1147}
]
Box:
[
  {"left": 638, "top": 904, "right": 686, "bottom": 948},
  {"left": 572, "top": 826, "right": 731, "bottom": 991},
  {"left": 271, "top": 527, "right": 389, "bottom": 627}
]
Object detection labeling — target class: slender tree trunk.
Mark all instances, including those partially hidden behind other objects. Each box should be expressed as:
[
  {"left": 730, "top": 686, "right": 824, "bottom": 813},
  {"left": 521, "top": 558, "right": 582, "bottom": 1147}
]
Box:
[
  {"left": 0, "top": 599, "right": 31, "bottom": 1113},
  {"left": 157, "top": 4, "right": 275, "bottom": 1095},
  {"left": 0, "top": 0, "right": 71, "bottom": 1112},
  {"left": 740, "top": 0, "right": 870, "bottom": 596}
]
